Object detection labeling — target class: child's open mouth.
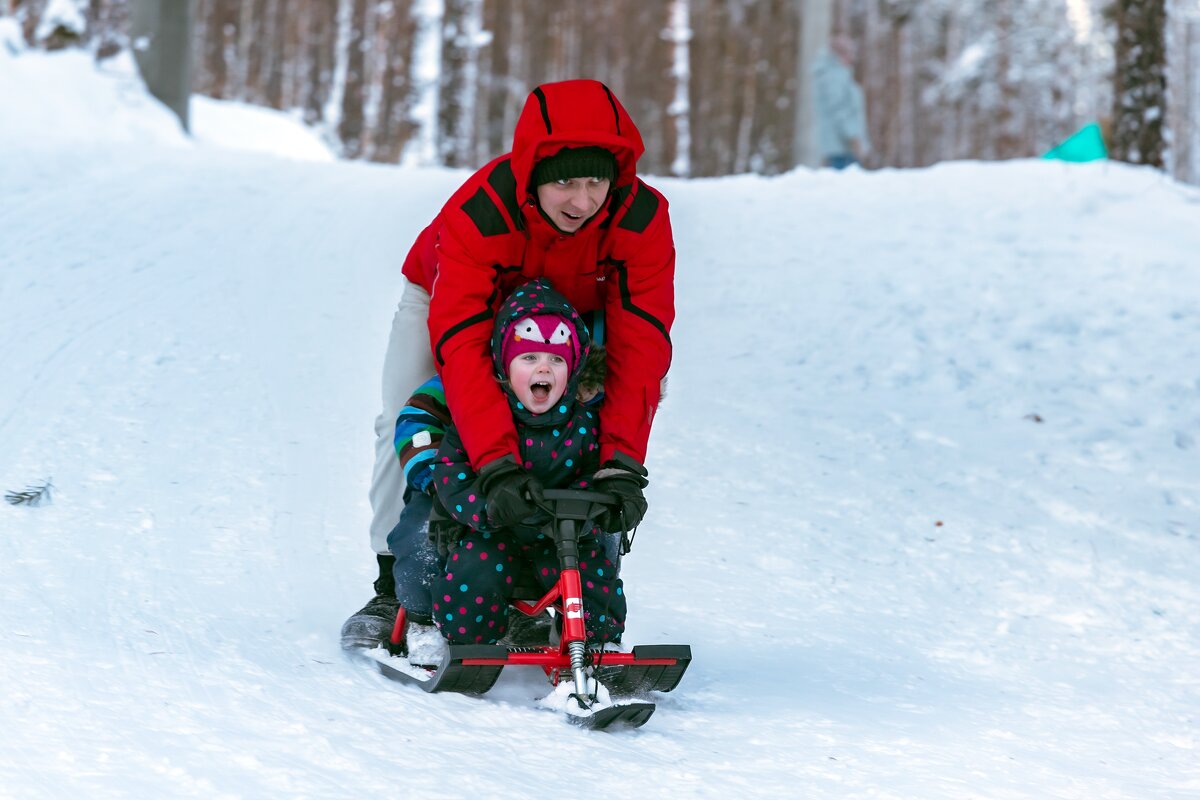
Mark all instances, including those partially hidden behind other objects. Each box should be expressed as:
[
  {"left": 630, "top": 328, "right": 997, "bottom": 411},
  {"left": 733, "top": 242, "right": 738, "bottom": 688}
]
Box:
[{"left": 530, "top": 381, "right": 552, "bottom": 401}]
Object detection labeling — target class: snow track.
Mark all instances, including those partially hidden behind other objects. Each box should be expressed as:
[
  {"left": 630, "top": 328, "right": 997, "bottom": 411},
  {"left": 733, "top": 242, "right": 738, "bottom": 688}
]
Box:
[{"left": 2, "top": 52, "right": 1200, "bottom": 799}]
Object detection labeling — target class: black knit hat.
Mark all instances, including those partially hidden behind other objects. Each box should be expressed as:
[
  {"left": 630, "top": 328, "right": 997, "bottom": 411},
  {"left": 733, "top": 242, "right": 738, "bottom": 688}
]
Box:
[{"left": 531, "top": 146, "right": 617, "bottom": 186}]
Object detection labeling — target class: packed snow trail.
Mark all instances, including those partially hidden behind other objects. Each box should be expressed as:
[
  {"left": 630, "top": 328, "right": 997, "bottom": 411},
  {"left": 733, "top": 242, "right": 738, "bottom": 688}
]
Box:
[{"left": 2, "top": 51, "right": 1200, "bottom": 799}]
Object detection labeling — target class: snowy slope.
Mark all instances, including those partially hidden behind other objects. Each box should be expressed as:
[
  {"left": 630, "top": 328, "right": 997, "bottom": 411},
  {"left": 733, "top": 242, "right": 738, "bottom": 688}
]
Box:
[{"left": 2, "top": 49, "right": 1199, "bottom": 800}]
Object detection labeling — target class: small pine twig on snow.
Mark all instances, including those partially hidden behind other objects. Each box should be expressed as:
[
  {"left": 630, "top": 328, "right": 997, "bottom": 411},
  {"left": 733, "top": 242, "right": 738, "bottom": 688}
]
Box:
[{"left": 5, "top": 479, "right": 53, "bottom": 507}]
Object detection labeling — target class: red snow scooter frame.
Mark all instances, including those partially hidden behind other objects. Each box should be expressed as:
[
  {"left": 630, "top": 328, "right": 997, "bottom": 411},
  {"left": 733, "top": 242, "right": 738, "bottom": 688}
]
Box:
[{"left": 372, "top": 488, "right": 691, "bottom": 730}]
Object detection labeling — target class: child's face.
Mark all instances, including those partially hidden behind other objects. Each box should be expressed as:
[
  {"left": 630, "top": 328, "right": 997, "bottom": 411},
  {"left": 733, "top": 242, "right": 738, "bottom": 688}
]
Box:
[{"left": 507, "top": 351, "right": 570, "bottom": 413}]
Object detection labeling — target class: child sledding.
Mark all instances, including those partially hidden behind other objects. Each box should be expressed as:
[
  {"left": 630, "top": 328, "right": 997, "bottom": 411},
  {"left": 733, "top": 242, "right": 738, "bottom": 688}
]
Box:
[{"left": 363, "top": 279, "right": 689, "bottom": 729}]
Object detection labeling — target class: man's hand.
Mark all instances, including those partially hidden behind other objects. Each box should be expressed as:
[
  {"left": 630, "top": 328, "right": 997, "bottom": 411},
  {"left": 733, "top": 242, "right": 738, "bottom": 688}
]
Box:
[
  {"left": 593, "top": 453, "right": 649, "bottom": 532},
  {"left": 478, "top": 456, "right": 545, "bottom": 529}
]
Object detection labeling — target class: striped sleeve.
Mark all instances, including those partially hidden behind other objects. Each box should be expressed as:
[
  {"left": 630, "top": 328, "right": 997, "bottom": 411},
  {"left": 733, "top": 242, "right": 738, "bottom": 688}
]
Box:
[{"left": 393, "top": 375, "right": 450, "bottom": 492}]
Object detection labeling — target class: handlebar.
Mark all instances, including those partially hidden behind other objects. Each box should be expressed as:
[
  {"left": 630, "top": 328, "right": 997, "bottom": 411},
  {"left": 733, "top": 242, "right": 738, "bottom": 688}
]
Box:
[
  {"left": 539, "top": 488, "right": 617, "bottom": 507},
  {"left": 536, "top": 488, "right": 636, "bottom": 555},
  {"left": 531, "top": 488, "right": 618, "bottom": 527}
]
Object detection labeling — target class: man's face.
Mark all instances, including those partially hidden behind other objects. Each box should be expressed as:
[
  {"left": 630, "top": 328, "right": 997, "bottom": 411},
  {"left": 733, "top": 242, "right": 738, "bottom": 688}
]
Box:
[
  {"left": 536, "top": 177, "right": 612, "bottom": 233},
  {"left": 507, "top": 351, "right": 570, "bottom": 414}
]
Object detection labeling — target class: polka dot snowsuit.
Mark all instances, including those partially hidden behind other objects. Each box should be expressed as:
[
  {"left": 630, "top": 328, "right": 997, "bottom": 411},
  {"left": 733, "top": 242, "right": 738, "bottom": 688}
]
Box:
[
  {"left": 431, "top": 279, "right": 627, "bottom": 646},
  {"left": 434, "top": 530, "right": 624, "bottom": 644}
]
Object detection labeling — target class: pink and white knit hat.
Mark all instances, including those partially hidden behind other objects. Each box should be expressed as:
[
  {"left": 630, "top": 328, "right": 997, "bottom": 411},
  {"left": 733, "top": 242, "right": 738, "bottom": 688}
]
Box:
[{"left": 501, "top": 314, "right": 579, "bottom": 371}]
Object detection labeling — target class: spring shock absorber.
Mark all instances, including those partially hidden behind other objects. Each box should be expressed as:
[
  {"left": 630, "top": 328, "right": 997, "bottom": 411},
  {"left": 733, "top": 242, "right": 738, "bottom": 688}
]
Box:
[
  {"left": 568, "top": 639, "right": 593, "bottom": 709},
  {"left": 546, "top": 492, "right": 604, "bottom": 712}
]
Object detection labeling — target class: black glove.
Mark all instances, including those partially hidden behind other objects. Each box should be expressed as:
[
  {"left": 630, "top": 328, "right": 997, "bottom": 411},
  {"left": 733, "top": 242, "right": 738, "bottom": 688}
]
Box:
[
  {"left": 427, "top": 495, "right": 465, "bottom": 558},
  {"left": 593, "top": 454, "right": 649, "bottom": 532},
  {"left": 478, "top": 456, "right": 545, "bottom": 529}
]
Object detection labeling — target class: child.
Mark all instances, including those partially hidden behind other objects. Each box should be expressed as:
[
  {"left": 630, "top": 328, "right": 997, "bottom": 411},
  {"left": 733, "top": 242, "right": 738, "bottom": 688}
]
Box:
[
  {"left": 374, "top": 302, "right": 608, "bottom": 659},
  {"left": 430, "top": 279, "right": 626, "bottom": 646},
  {"left": 386, "top": 327, "right": 607, "bottom": 617}
]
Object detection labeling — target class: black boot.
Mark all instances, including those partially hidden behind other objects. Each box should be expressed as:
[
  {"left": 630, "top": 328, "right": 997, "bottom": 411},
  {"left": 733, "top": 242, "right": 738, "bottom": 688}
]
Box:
[
  {"left": 340, "top": 554, "right": 400, "bottom": 650},
  {"left": 500, "top": 610, "right": 555, "bottom": 647}
]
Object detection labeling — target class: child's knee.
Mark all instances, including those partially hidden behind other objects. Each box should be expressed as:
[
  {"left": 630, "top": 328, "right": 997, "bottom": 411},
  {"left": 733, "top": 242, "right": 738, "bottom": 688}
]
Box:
[
  {"left": 582, "top": 575, "right": 627, "bottom": 643},
  {"left": 435, "top": 598, "right": 510, "bottom": 644},
  {"left": 433, "top": 556, "right": 517, "bottom": 644},
  {"left": 584, "top": 607, "right": 625, "bottom": 644}
]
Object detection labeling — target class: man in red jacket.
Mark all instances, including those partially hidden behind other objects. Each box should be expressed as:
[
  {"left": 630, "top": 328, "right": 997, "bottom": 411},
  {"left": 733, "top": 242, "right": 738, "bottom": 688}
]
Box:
[{"left": 342, "top": 79, "right": 675, "bottom": 649}]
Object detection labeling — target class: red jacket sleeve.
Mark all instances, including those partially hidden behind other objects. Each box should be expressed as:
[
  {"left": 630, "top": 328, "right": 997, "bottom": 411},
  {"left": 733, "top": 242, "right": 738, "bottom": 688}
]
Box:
[
  {"left": 426, "top": 213, "right": 520, "bottom": 471},
  {"left": 400, "top": 219, "right": 440, "bottom": 292},
  {"left": 600, "top": 182, "right": 676, "bottom": 465}
]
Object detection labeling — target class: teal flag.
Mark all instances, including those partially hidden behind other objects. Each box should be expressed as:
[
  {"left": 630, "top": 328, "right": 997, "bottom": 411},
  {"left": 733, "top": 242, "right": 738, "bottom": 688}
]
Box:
[{"left": 1043, "top": 123, "right": 1107, "bottom": 162}]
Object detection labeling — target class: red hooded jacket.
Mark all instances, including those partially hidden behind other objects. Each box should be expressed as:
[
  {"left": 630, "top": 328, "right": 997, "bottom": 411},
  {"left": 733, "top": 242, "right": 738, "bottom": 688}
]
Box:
[{"left": 400, "top": 79, "right": 675, "bottom": 472}]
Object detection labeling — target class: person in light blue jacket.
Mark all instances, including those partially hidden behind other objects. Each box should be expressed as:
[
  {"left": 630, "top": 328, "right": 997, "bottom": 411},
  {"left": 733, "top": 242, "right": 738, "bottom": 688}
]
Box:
[{"left": 813, "top": 35, "right": 870, "bottom": 169}]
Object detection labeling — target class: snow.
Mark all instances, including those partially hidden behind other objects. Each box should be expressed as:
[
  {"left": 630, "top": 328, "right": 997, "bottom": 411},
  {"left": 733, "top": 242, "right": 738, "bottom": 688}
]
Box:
[
  {"left": 190, "top": 96, "right": 336, "bottom": 162},
  {"left": 949, "top": 41, "right": 990, "bottom": 87},
  {"left": 536, "top": 676, "right": 613, "bottom": 717},
  {"left": 2, "top": 49, "right": 1199, "bottom": 799},
  {"left": 0, "top": 47, "right": 334, "bottom": 161},
  {"left": 1, "top": 17, "right": 25, "bottom": 55}
]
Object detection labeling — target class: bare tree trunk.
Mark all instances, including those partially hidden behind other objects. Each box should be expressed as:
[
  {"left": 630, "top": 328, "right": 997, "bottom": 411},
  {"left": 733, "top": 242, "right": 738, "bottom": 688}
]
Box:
[
  {"left": 338, "top": 0, "right": 369, "bottom": 158},
  {"left": 616, "top": 2, "right": 672, "bottom": 175},
  {"left": 522, "top": 0, "right": 550, "bottom": 89},
  {"left": 303, "top": 0, "right": 338, "bottom": 125},
  {"left": 87, "top": 0, "right": 130, "bottom": 58},
  {"left": 993, "top": 0, "right": 1022, "bottom": 158},
  {"left": 239, "top": 0, "right": 268, "bottom": 102},
  {"left": 476, "top": 0, "right": 513, "bottom": 160},
  {"left": 1187, "top": 17, "right": 1200, "bottom": 183},
  {"left": 129, "top": 0, "right": 195, "bottom": 129},
  {"left": 372, "top": 0, "right": 418, "bottom": 162},
  {"left": 196, "top": 0, "right": 238, "bottom": 98},
  {"left": 438, "top": 0, "right": 481, "bottom": 168},
  {"left": 263, "top": 0, "right": 287, "bottom": 108},
  {"left": 1110, "top": 0, "right": 1167, "bottom": 167},
  {"left": 749, "top": 0, "right": 798, "bottom": 173},
  {"left": 690, "top": 0, "right": 744, "bottom": 176}
]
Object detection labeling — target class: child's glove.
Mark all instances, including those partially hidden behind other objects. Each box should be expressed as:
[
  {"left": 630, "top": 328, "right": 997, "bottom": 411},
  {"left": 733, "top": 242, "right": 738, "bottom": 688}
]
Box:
[
  {"left": 593, "top": 454, "right": 649, "bottom": 532},
  {"left": 478, "top": 456, "right": 545, "bottom": 529}
]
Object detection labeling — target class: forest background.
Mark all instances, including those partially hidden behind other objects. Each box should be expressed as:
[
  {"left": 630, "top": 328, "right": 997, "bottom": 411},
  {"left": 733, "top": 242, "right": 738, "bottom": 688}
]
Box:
[{"left": 5, "top": 0, "right": 1200, "bottom": 184}]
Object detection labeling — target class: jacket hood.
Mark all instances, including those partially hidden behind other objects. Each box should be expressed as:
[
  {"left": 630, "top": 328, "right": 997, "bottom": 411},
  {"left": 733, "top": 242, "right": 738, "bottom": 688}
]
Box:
[
  {"left": 511, "top": 80, "right": 645, "bottom": 199},
  {"left": 489, "top": 278, "right": 592, "bottom": 422},
  {"left": 493, "top": 279, "right": 592, "bottom": 425}
]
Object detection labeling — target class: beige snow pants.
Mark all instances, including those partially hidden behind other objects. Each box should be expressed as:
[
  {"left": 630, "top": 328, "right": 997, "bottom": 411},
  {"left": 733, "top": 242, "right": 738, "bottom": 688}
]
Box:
[{"left": 368, "top": 278, "right": 435, "bottom": 554}]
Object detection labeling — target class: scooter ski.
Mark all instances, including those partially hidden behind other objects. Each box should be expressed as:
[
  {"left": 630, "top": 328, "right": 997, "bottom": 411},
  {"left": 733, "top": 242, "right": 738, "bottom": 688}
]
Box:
[{"left": 367, "top": 488, "right": 691, "bottom": 730}]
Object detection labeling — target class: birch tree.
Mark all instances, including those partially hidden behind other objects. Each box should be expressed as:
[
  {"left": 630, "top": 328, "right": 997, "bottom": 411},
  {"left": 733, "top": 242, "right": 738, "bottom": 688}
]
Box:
[
  {"left": 667, "top": 0, "right": 692, "bottom": 176},
  {"left": 1165, "top": 0, "right": 1200, "bottom": 183}
]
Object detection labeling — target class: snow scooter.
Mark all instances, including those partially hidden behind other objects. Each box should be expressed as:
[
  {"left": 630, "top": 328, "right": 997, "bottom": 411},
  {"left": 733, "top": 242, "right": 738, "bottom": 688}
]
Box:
[{"left": 369, "top": 488, "right": 691, "bottom": 730}]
